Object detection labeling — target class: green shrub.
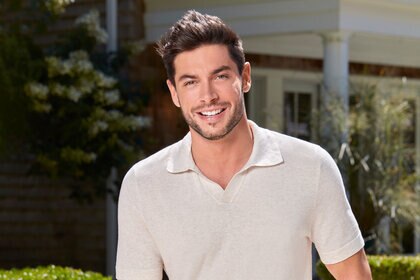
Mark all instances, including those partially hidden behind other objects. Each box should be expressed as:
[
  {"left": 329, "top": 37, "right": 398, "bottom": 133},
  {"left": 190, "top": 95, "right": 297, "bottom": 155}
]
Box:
[
  {"left": 316, "top": 255, "right": 419, "bottom": 280},
  {"left": 0, "top": 265, "right": 111, "bottom": 280}
]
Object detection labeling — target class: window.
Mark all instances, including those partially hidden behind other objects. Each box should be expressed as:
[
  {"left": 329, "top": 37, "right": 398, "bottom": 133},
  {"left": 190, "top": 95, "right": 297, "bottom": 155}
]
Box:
[{"left": 283, "top": 81, "right": 318, "bottom": 141}]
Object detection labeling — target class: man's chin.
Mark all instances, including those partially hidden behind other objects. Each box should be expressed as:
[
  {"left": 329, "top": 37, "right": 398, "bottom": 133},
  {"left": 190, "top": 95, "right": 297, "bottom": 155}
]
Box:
[
  {"left": 202, "top": 133, "right": 228, "bottom": 141},
  {"left": 190, "top": 125, "right": 228, "bottom": 141}
]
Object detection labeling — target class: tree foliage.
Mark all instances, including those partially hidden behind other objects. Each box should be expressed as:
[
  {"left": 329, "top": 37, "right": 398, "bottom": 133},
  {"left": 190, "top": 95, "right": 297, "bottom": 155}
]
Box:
[
  {"left": 317, "top": 84, "right": 419, "bottom": 254},
  {"left": 0, "top": 32, "right": 45, "bottom": 155},
  {"left": 0, "top": 4, "right": 149, "bottom": 201},
  {"left": 0, "top": 0, "right": 75, "bottom": 33}
]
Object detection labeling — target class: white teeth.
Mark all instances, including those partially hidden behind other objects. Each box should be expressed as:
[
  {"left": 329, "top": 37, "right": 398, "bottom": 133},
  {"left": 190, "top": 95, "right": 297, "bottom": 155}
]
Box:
[{"left": 200, "top": 109, "right": 223, "bottom": 116}]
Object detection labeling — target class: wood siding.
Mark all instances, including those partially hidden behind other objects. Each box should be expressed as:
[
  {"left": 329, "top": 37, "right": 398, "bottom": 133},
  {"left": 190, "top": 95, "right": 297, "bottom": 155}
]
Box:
[
  {"left": 0, "top": 160, "right": 106, "bottom": 272},
  {"left": 33, "top": 0, "right": 145, "bottom": 48},
  {"left": 247, "top": 53, "right": 420, "bottom": 78}
]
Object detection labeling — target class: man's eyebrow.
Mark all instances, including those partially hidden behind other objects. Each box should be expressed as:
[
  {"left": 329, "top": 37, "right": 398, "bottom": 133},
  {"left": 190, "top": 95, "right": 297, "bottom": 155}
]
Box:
[
  {"left": 177, "top": 74, "right": 197, "bottom": 83},
  {"left": 177, "top": 65, "right": 232, "bottom": 83},
  {"left": 211, "top": 65, "right": 231, "bottom": 75}
]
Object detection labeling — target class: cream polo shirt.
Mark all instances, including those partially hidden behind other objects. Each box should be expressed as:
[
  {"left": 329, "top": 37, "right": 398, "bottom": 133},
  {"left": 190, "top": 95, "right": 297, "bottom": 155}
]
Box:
[{"left": 116, "top": 121, "right": 364, "bottom": 280}]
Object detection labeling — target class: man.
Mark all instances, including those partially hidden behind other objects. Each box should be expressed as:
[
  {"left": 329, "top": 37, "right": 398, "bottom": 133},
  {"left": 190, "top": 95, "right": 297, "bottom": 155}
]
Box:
[{"left": 116, "top": 10, "right": 371, "bottom": 280}]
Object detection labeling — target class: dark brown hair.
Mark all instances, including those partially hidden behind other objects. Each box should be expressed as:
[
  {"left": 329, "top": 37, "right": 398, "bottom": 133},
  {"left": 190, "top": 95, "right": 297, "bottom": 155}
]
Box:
[{"left": 156, "top": 10, "right": 245, "bottom": 86}]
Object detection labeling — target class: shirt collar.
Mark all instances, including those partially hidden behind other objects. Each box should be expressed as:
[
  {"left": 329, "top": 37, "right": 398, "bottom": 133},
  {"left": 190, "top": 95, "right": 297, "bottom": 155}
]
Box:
[
  {"left": 166, "top": 132, "right": 197, "bottom": 174},
  {"left": 243, "top": 120, "right": 284, "bottom": 169},
  {"left": 166, "top": 121, "right": 284, "bottom": 174}
]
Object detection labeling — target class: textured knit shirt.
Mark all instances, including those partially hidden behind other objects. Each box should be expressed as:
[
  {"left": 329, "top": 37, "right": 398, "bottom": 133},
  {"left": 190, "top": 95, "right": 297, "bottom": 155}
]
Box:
[{"left": 116, "top": 121, "right": 364, "bottom": 280}]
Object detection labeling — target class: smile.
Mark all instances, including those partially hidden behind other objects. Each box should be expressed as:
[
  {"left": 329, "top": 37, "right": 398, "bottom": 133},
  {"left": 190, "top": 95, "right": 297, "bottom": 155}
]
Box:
[{"left": 198, "top": 108, "right": 225, "bottom": 116}]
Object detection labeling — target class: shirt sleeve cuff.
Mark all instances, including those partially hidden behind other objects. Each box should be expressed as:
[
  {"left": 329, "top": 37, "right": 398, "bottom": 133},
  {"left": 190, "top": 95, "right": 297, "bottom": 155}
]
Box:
[{"left": 319, "top": 232, "right": 365, "bottom": 264}]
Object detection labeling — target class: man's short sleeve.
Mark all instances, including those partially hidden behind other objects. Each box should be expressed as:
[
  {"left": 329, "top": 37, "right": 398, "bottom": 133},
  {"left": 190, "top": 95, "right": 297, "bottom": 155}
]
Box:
[
  {"left": 311, "top": 148, "right": 364, "bottom": 264},
  {"left": 116, "top": 168, "right": 163, "bottom": 280}
]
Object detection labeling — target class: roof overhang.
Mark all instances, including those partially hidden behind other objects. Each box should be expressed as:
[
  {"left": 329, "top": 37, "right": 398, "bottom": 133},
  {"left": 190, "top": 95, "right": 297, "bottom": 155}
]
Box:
[{"left": 144, "top": 0, "right": 420, "bottom": 68}]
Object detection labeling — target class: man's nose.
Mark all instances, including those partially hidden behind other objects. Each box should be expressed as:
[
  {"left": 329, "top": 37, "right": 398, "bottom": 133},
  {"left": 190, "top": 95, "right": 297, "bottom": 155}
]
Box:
[{"left": 199, "top": 81, "right": 219, "bottom": 103}]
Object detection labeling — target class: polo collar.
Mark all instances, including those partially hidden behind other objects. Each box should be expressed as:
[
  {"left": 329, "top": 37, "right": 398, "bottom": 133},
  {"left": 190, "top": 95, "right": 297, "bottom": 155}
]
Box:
[
  {"left": 166, "top": 133, "right": 197, "bottom": 173},
  {"left": 166, "top": 121, "right": 284, "bottom": 174},
  {"left": 243, "top": 121, "right": 284, "bottom": 169}
]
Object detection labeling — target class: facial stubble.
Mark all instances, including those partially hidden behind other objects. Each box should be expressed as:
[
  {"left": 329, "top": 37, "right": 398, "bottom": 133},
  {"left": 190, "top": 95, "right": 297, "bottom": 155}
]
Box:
[{"left": 179, "top": 95, "right": 245, "bottom": 141}]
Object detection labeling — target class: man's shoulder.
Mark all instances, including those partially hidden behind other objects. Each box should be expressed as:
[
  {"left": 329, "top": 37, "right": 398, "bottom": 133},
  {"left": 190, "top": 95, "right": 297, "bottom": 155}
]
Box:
[
  {"left": 257, "top": 126, "right": 330, "bottom": 163},
  {"left": 127, "top": 139, "right": 183, "bottom": 178},
  {"left": 260, "top": 126, "right": 321, "bottom": 151}
]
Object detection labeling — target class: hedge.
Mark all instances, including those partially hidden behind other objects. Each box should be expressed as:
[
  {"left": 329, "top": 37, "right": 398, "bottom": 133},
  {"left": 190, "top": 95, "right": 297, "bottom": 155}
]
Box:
[
  {"left": 316, "top": 255, "right": 419, "bottom": 280},
  {"left": 0, "top": 265, "right": 111, "bottom": 280}
]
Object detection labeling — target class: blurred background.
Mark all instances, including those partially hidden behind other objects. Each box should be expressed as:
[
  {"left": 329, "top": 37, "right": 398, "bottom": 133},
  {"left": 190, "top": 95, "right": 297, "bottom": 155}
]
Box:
[{"left": 0, "top": 0, "right": 419, "bottom": 279}]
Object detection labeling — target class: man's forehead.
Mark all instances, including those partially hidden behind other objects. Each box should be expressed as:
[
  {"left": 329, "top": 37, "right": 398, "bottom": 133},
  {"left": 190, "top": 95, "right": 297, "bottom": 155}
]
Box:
[
  {"left": 174, "top": 44, "right": 230, "bottom": 62},
  {"left": 173, "top": 44, "right": 236, "bottom": 76}
]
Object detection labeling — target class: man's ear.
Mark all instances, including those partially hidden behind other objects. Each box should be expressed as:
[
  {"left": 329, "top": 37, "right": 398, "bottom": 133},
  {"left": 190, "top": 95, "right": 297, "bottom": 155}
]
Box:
[
  {"left": 167, "top": 79, "right": 181, "bottom": 108},
  {"left": 242, "top": 62, "right": 252, "bottom": 93}
]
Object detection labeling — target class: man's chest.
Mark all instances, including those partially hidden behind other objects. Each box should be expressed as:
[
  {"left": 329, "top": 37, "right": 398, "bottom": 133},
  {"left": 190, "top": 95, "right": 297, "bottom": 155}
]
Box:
[{"left": 140, "top": 168, "right": 317, "bottom": 258}]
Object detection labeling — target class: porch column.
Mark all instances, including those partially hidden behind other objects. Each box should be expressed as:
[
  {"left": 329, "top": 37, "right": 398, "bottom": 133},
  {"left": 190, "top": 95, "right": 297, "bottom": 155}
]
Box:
[
  {"left": 321, "top": 31, "right": 351, "bottom": 117},
  {"left": 106, "top": 0, "right": 118, "bottom": 52},
  {"left": 415, "top": 95, "right": 420, "bottom": 254},
  {"left": 318, "top": 31, "right": 351, "bottom": 149},
  {"left": 106, "top": 0, "right": 118, "bottom": 278},
  {"left": 319, "top": 31, "right": 351, "bottom": 198}
]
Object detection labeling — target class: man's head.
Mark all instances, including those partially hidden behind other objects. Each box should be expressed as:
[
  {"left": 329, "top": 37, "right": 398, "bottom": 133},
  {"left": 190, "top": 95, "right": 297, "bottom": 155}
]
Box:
[
  {"left": 157, "top": 11, "right": 251, "bottom": 141},
  {"left": 157, "top": 10, "right": 245, "bottom": 87}
]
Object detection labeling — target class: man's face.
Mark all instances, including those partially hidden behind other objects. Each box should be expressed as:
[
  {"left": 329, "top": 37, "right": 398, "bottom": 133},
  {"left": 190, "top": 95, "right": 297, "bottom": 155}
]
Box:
[{"left": 167, "top": 44, "right": 251, "bottom": 141}]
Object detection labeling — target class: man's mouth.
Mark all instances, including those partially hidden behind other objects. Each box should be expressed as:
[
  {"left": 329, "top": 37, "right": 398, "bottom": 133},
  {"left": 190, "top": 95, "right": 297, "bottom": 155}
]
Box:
[{"left": 198, "top": 108, "right": 225, "bottom": 116}]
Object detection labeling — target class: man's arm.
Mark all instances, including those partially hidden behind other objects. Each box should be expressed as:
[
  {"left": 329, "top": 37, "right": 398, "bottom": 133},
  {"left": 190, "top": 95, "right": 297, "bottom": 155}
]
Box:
[
  {"left": 325, "top": 248, "right": 372, "bottom": 280},
  {"left": 116, "top": 168, "right": 163, "bottom": 280}
]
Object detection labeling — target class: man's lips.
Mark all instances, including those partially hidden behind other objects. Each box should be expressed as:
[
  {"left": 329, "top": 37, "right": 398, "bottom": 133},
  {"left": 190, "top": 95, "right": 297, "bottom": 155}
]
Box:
[{"left": 198, "top": 108, "right": 226, "bottom": 116}]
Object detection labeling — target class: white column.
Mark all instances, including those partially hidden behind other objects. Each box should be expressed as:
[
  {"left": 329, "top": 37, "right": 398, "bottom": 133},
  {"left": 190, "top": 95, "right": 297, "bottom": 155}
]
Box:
[
  {"left": 319, "top": 31, "right": 351, "bottom": 144},
  {"left": 106, "top": 0, "right": 118, "bottom": 53},
  {"left": 321, "top": 31, "right": 351, "bottom": 114},
  {"left": 106, "top": 167, "right": 118, "bottom": 277},
  {"left": 106, "top": 1, "right": 118, "bottom": 277},
  {"left": 319, "top": 31, "right": 351, "bottom": 199},
  {"left": 415, "top": 95, "right": 420, "bottom": 254}
]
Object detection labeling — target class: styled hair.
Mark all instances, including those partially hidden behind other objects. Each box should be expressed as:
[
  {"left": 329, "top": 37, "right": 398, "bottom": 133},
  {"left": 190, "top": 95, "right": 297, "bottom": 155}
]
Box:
[{"left": 156, "top": 10, "right": 245, "bottom": 86}]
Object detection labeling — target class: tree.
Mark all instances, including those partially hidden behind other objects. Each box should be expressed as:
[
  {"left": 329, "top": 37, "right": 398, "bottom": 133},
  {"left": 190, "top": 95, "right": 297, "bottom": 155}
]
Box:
[
  {"left": 1, "top": 3, "right": 149, "bottom": 201},
  {"left": 317, "top": 83, "right": 419, "bottom": 254}
]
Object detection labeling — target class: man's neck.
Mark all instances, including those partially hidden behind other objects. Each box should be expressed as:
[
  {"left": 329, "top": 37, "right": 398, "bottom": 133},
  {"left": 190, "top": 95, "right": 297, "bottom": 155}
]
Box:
[{"left": 190, "top": 118, "right": 254, "bottom": 189}]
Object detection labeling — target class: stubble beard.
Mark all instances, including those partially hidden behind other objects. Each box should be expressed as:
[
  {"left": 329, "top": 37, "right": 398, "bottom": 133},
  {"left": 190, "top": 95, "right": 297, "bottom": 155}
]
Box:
[{"left": 181, "top": 98, "right": 245, "bottom": 141}]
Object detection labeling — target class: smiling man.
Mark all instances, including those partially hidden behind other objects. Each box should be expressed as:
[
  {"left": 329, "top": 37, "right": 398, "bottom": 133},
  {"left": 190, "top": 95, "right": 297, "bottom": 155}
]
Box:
[{"left": 116, "top": 10, "right": 372, "bottom": 280}]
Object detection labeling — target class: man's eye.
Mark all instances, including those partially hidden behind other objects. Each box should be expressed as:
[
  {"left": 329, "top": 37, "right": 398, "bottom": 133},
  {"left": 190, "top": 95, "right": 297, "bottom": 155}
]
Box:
[
  {"left": 184, "top": 80, "right": 196, "bottom": 86},
  {"left": 216, "top": 74, "right": 229, "bottom": 80}
]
